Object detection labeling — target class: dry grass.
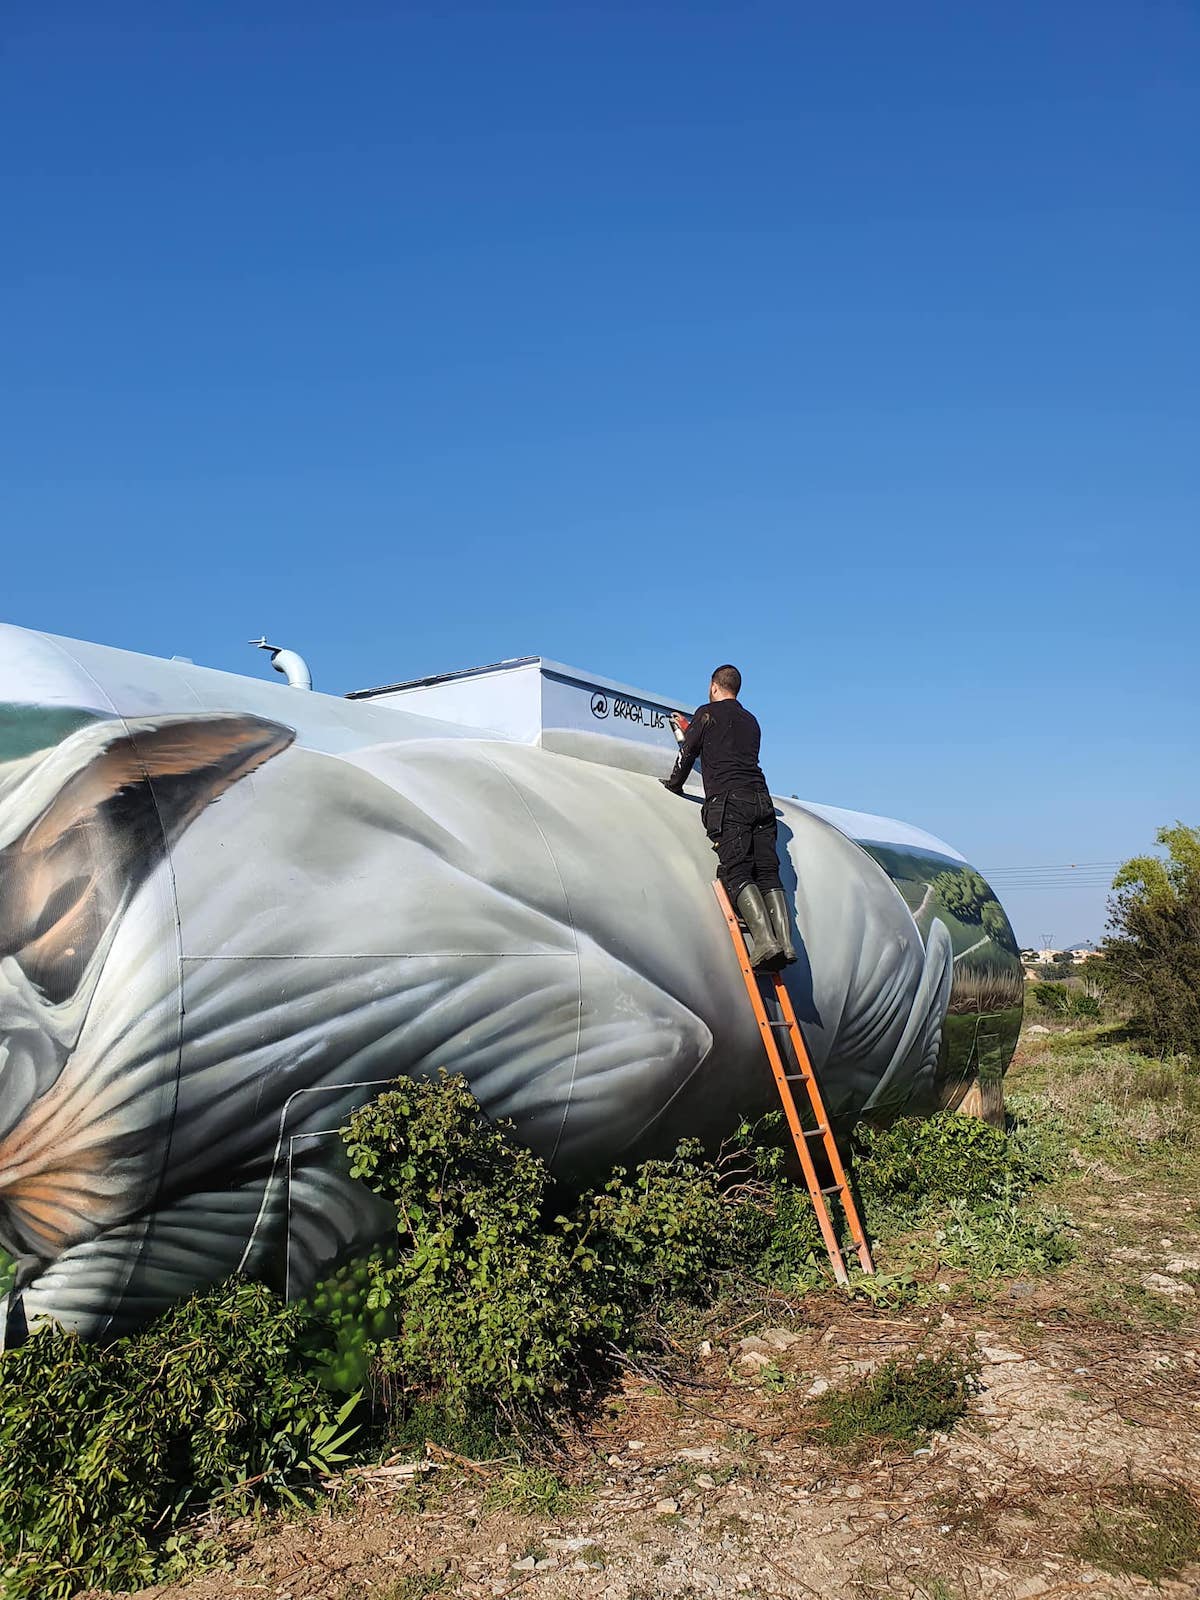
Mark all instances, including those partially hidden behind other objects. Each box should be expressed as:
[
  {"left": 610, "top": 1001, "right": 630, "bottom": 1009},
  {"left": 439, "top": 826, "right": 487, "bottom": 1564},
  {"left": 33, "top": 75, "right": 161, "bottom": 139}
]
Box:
[{"left": 1018, "top": 1032, "right": 1200, "bottom": 1152}]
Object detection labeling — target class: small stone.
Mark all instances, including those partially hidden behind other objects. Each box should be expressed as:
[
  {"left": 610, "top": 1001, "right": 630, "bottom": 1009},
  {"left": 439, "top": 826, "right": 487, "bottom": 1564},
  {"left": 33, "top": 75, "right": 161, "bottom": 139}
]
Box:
[
  {"left": 1165, "top": 1256, "right": 1200, "bottom": 1274},
  {"left": 737, "top": 1349, "right": 773, "bottom": 1371},
  {"left": 698, "top": 1339, "right": 713, "bottom": 1358},
  {"left": 761, "top": 1327, "right": 804, "bottom": 1349},
  {"left": 512, "top": 1556, "right": 536, "bottom": 1571},
  {"left": 806, "top": 1376, "right": 831, "bottom": 1397},
  {"left": 655, "top": 1497, "right": 680, "bottom": 1515},
  {"left": 1143, "top": 1272, "right": 1195, "bottom": 1298},
  {"left": 627, "top": 1440, "right": 645, "bottom": 1450},
  {"left": 978, "top": 1344, "right": 1025, "bottom": 1364},
  {"left": 695, "top": 1473, "right": 717, "bottom": 1490},
  {"left": 1028, "top": 1024, "right": 1050, "bottom": 1034}
]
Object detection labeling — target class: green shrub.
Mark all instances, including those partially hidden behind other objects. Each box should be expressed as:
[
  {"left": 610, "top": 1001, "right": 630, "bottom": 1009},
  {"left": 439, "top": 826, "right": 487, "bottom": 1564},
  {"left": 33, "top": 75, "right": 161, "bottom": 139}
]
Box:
[
  {"left": 1030, "top": 981, "right": 1070, "bottom": 1014},
  {"left": 0, "top": 1282, "right": 356, "bottom": 1600},
  {"left": 1101, "top": 822, "right": 1200, "bottom": 1058},
  {"left": 853, "top": 1112, "right": 1040, "bottom": 1225},
  {"left": 343, "top": 1075, "right": 618, "bottom": 1418},
  {"left": 571, "top": 1141, "right": 736, "bottom": 1314},
  {"left": 806, "top": 1349, "right": 978, "bottom": 1452},
  {"left": 340, "top": 1081, "right": 833, "bottom": 1421},
  {"left": 934, "top": 1198, "right": 1074, "bottom": 1276}
]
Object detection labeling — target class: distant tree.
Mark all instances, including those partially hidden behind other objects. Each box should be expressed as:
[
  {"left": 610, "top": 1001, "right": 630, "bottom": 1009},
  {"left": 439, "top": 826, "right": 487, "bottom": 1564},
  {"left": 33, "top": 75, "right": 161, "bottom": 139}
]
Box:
[
  {"left": 1100, "top": 822, "right": 1200, "bottom": 1057},
  {"left": 1036, "top": 953, "right": 1074, "bottom": 980}
]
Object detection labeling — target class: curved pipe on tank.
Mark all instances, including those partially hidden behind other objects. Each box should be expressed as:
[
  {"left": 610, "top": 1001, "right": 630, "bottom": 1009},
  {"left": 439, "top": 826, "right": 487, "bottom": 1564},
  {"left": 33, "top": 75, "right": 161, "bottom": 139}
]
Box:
[{"left": 251, "top": 637, "right": 313, "bottom": 690}]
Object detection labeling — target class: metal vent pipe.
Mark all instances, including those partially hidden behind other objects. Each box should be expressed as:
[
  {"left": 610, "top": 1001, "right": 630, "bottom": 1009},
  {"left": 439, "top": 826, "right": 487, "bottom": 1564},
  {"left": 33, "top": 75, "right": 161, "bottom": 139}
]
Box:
[{"left": 250, "top": 637, "right": 313, "bottom": 690}]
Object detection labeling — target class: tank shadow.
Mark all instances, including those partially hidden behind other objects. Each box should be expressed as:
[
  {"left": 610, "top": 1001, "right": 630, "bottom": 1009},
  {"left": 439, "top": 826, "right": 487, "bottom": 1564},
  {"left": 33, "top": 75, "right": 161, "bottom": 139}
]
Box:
[{"left": 774, "top": 813, "right": 822, "bottom": 1029}]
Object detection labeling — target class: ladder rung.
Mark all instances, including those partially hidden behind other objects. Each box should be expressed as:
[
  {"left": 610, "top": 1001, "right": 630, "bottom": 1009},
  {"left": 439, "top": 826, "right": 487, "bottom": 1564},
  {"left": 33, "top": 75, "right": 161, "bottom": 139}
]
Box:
[{"left": 712, "top": 880, "right": 876, "bottom": 1280}]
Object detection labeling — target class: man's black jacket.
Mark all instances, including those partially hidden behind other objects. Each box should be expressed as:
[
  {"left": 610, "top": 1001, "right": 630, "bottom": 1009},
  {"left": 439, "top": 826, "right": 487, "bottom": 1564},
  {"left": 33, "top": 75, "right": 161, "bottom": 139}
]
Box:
[{"left": 663, "top": 698, "right": 768, "bottom": 798}]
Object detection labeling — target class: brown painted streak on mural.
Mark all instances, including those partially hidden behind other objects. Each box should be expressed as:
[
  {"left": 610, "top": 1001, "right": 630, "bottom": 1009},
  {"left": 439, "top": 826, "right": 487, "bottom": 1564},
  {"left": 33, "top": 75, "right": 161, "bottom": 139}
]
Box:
[
  {"left": 0, "top": 1075, "right": 133, "bottom": 1256},
  {"left": 22, "top": 716, "right": 296, "bottom": 854}
]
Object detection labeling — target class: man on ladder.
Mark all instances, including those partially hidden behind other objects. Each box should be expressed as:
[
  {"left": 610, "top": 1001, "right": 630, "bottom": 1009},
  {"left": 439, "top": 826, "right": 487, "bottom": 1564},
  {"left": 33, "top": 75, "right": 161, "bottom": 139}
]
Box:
[{"left": 660, "top": 663, "right": 796, "bottom": 972}]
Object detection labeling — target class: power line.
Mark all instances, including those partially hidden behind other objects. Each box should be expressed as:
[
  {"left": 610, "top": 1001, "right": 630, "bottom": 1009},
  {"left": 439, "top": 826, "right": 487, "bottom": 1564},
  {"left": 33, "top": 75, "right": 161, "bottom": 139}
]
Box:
[
  {"left": 974, "top": 860, "right": 1121, "bottom": 894},
  {"left": 979, "top": 861, "right": 1120, "bottom": 874}
]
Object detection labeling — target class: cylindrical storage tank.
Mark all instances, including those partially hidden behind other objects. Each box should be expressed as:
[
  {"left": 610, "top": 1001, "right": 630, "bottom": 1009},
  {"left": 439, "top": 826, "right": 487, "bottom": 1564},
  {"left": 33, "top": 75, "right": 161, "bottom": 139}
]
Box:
[{"left": 0, "top": 625, "right": 1021, "bottom": 1339}]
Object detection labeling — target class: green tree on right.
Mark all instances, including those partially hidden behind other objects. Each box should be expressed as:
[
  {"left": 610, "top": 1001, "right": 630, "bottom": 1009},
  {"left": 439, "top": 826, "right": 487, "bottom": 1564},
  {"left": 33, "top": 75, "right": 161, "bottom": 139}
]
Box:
[{"left": 1101, "top": 822, "right": 1200, "bottom": 1058}]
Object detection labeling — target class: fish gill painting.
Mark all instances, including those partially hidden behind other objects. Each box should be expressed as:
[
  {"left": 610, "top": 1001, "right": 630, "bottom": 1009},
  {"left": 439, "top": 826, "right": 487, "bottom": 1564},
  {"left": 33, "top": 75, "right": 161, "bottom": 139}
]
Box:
[{"left": 0, "top": 625, "right": 1021, "bottom": 1343}]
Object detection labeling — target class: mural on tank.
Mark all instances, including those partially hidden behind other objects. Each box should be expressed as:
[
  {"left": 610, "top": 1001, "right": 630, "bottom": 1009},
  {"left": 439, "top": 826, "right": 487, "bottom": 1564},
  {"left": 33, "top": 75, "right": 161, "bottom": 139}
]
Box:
[
  {"left": 853, "top": 843, "right": 1023, "bottom": 1121},
  {"left": 0, "top": 625, "right": 1020, "bottom": 1345}
]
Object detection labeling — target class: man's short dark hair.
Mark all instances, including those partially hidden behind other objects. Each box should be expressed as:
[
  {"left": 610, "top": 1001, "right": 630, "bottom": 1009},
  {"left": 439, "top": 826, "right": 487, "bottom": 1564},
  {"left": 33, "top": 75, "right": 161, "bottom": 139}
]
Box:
[{"left": 711, "top": 664, "right": 741, "bottom": 696}]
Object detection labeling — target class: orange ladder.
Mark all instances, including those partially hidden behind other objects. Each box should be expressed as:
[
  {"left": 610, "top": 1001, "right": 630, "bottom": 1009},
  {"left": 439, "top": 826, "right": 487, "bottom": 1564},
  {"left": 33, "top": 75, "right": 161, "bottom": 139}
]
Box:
[{"left": 713, "top": 881, "right": 875, "bottom": 1285}]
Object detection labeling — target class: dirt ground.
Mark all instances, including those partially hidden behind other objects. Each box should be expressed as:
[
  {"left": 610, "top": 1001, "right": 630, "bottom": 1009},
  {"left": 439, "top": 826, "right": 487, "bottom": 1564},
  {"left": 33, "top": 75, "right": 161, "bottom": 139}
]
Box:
[{"left": 106, "top": 1034, "right": 1200, "bottom": 1600}]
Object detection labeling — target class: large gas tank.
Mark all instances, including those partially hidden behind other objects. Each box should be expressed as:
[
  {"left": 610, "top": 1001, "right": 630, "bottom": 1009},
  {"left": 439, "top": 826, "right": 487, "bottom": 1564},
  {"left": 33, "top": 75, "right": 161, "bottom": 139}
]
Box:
[{"left": 0, "top": 625, "right": 1021, "bottom": 1340}]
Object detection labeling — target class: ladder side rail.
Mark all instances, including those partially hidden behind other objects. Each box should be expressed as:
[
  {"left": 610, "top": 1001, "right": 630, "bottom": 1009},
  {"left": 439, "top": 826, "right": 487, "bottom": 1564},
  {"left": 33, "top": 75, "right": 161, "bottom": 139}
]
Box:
[
  {"left": 770, "top": 978, "right": 876, "bottom": 1275},
  {"left": 713, "top": 883, "right": 850, "bottom": 1284}
]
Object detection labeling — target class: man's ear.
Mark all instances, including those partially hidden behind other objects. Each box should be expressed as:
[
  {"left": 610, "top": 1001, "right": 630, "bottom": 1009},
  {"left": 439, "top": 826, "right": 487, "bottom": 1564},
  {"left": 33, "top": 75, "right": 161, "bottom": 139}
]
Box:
[{"left": 2, "top": 714, "right": 295, "bottom": 1003}]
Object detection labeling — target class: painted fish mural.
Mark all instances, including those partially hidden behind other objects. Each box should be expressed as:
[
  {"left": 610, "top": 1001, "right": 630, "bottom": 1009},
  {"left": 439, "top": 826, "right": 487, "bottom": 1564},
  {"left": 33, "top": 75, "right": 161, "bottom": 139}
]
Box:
[{"left": 0, "top": 625, "right": 1022, "bottom": 1342}]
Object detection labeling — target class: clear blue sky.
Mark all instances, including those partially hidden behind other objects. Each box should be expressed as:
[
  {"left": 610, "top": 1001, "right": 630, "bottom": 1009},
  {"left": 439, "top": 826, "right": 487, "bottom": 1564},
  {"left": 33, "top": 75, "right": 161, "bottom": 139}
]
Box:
[{"left": 3, "top": 2, "right": 1197, "bottom": 945}]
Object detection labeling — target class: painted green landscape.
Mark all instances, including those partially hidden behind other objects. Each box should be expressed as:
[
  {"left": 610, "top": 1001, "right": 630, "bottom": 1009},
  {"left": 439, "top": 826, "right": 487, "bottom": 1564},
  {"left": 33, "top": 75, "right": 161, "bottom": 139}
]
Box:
[{"left": 858, "top": 841, "right": 1024, "bottom": 1112}]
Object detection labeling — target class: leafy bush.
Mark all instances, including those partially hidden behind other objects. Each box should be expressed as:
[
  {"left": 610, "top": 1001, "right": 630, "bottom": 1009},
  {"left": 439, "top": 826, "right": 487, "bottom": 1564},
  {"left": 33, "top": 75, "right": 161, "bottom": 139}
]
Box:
[
  {"left": 1029, "top": 981, "right": 1100, "bottom": 1021},
  {"left": 851, "top": 1109, "right": 1071, "bottom": 1275},
  {"left": 343, "top": 1075, "right": 618, "bottom": 1418},
  {"left": 853, "top": 1112, "right": 1040, "bottom": 1224},
  {"left": 1030, "top": 981, "right": 1070, "bottom": 1014},
  {"left": 0, "top": 1282, "right": 356, "bottom": 1600},
  {"left": 1101, "top": 822, "right": 1200, "bottom": 1057},
  {"left": 341, "top": 1080, "right": 833, "bottom": 1422},
  {"left": 568, "top": 1141, "right": 735, "bottom": 1316},
  {"left": 934, "top": 1198, "right": 1074, "bottom": 1276},
  {"left": 805, "top": 1349, "right": 979, "bottom": 1452},
  {"left": 306, "top": 1246, "right": 399, "bottom": 1391}
]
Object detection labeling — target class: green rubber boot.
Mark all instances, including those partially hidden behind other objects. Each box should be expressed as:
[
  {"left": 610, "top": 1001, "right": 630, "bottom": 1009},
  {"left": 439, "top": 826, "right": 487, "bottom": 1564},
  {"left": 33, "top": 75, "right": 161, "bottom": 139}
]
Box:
[
  {"left": 763, "top": 888, "right": 797, "bottom": 966},
  {"left": 735, "top": 884, "right": 784, "bottom": 971}
]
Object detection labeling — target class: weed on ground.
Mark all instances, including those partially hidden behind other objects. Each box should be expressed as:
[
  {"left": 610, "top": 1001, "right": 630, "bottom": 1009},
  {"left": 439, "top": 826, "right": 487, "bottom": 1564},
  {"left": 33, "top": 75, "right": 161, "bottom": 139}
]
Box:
[
  {"left": 802, "top": 1349, "right": 979, "bottom": 1455},
  {"left": 1075, "top": 1480, "right": 1200, "bottom": 1583}
]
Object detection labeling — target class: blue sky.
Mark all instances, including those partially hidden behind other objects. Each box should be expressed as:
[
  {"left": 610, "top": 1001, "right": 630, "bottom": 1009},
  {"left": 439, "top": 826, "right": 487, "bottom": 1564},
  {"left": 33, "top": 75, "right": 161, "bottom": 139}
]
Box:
[{"left": 3, "top": 2, "right": 1197, "bottom": 944}]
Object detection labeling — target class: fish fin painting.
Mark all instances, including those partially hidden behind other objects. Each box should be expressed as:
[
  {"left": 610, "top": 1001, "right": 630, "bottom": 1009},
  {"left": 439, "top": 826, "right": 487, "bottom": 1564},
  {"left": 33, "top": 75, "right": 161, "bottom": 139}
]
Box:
[{"left": 0, "top": 625, "right": 1021, "bottom": 1342}]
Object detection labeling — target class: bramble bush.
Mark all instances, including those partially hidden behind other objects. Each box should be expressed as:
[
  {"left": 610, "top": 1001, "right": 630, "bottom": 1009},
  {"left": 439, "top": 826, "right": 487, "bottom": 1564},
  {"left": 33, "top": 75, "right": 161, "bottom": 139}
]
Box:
[
  {"left": 341, "top": 1076, "right": 750, "bottom": 1420},
  {"left": 0, "top": 1282, "right": 357, "bottom": 1600}
]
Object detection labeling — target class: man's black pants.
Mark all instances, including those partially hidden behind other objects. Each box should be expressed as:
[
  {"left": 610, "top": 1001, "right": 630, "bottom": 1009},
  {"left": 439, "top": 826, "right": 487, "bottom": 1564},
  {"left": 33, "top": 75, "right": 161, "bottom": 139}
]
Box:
[{"left": 701, "top": 785, "right": 783, "bottom": 902}]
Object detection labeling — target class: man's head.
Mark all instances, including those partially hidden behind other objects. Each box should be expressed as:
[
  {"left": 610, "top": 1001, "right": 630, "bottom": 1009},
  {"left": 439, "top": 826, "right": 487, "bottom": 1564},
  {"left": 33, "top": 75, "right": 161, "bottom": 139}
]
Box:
[{"left": 709, "top": 664, "right": 741, "bottom": 702}]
